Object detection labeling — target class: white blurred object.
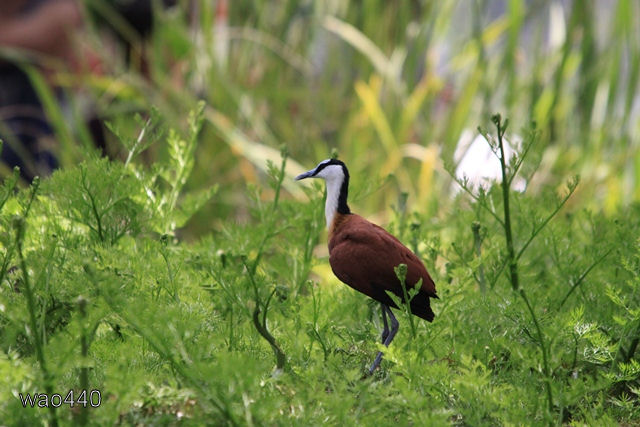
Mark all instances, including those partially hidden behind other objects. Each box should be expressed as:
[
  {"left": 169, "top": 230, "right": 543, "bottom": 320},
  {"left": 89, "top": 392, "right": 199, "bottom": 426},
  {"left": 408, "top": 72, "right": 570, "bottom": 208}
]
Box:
[
  {"left": 190, "top": 0, "right": 228, "bottom": 94},
  {"left": 548, "top": 1, "right": 566, "bottom": 51},
  {"left": 214, "top": 0, "right": 229, "bottom": 69},
  {"left": 454, "top": 129, "right": 527, "bottom": 192}
]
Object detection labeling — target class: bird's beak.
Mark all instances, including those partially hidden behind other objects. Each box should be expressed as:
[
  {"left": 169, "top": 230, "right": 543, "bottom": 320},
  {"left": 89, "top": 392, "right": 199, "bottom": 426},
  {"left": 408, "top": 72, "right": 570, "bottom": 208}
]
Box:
[{"left": 295, "top": 169, "right": 315, "bottom": 180}]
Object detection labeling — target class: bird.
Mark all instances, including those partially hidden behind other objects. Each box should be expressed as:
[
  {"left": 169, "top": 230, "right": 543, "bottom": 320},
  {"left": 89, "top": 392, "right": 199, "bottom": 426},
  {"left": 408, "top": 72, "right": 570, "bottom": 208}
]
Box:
[{"left": 295, "top": 158, "right": 437, "bottom": 374}]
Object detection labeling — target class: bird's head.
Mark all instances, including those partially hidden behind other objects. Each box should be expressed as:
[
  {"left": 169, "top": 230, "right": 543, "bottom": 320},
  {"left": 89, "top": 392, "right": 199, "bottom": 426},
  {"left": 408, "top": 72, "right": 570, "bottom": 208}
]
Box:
[
  {"left": 295, "top": 158, "right": 349, "bottom": 183},
  {"left": 296, "top": 158, "right": 351, "bottom": 224}
]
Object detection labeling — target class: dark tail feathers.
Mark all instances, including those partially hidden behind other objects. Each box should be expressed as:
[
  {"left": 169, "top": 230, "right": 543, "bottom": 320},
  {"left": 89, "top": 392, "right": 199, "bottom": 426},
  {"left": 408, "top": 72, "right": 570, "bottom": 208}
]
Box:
[{"left": 409, "top": 291, "right": 435, "bottom": 322}]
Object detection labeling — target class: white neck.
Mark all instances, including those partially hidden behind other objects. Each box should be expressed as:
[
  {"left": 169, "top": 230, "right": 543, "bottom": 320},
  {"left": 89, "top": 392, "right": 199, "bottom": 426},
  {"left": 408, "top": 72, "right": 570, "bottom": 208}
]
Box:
[{"left": 324, "top": 178, "right": 342, "bottom": 228}]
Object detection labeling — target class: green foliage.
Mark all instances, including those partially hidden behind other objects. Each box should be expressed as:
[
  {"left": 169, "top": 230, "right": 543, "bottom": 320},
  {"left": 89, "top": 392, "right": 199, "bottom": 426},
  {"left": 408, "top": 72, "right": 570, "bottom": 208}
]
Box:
[
  {"left": 0, "top": 111, "right": 639, "bottom": 424},
  {"left": 45, "top": 158, "right": 144, "bottom": 245},
  {"left": 0, "top": 1, "right": 639, "bottom": 424}
]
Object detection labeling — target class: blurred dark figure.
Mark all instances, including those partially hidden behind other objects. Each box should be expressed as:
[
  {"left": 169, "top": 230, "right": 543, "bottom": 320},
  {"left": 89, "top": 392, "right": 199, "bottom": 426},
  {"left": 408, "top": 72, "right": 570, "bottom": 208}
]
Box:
[
  {"left": 86, "top": 0, "right": 176, "bottom": 79},
  {"left": 0, "top": 0, "right": 83, "bottom": 180},
  {"left": 0, "top": 0, "right": 177, "bottom": 180}
]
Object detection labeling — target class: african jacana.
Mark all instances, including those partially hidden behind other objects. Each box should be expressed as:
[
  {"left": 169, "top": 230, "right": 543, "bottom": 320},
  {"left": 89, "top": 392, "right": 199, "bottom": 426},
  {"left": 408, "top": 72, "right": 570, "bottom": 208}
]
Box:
[{"left": 296, "top": 159, "right": 437, "bottom": 373}]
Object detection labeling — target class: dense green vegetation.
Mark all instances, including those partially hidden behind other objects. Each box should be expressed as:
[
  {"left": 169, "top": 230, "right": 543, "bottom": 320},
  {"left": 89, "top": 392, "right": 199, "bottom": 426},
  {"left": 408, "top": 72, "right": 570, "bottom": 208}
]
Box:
[{"left": 1, "top": 1, "right": 639, "bottom": 425}]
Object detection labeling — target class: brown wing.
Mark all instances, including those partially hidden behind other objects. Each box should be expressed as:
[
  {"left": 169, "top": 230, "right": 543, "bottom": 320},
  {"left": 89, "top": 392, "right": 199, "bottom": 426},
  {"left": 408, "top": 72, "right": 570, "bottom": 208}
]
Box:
[{"left": 329, "top": 214, "right": 437, "bottom": 321}]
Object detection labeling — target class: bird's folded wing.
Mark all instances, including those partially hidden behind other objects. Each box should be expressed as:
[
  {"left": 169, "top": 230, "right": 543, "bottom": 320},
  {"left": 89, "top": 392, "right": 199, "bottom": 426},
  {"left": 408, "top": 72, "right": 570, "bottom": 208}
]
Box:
[{"left": 329, "top": 224, "right": 437, "bottom": 300}]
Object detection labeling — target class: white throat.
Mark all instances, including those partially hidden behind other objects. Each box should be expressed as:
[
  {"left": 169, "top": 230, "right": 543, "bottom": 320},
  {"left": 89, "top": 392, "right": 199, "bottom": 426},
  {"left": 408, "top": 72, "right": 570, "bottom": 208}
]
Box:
[{"left": 324, "top": 177, "right": 342, "bottom": 228}]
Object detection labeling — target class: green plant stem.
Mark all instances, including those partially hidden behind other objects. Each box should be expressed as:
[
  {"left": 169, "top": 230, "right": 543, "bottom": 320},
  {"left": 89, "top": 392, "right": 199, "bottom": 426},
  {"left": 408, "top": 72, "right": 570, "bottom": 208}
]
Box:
[
  {"left": 0, "top": 166, "right": 20, "bottom": 211},
  {"left": 0, "top": 247, "right": 17, "bottom": 292},
  {"left": 250, "top": 153, "right": 287, "bottom": 275},
  {"left": 488, "top": 177, "right": 578, "bottom": 289},
  {"left": 252, "top": 296, "right": 287, "bottom": 371},
  {"left": 519, "top": 288, "right": 554, "bottom": 421},
  {"left": 452, "top": 177, "right": 505, "bottom": 228},
  {"left": 394, "top": 264, "right": 417, "bottom": 338},
  {"left": 238, "top": 153, "right": 289, "bottom": 371},
  {"left": 515, "top": 181, "right": 578, "bottom": 261},
  {"left": 471, "top": 221, "right": 486, "bottom": 292},
  {"left": 80, "top": 167, "right": 104, "bottom": 242},
  {"left": 160, "top": 247, "right": 178, "bottom": 302},
  {"left": 77, "top": 297, "right": 89, "bottom": 426},
  {"left": 557, "top": 247, "right": 613, "bottom": 310},
  {"left": 17, "top": 235, "right": 57, "bottom": 427},
  {"left": 492, "top": 115, "right": 553, "bottom": 420},
  {"left": 15, "top": 180, "right": 59, "bottom": 427},
  {"left": 244, "top": 259, "right": 287, "bottom": 371},
  {"left": 124, "top": 118, "right": 152, "bottom": 167},
  {"left": 494, "top": 115, "right": 519, "bottom": 291},
  {"left": 623, "top": 324, "right": 640, "bottom": 363}
]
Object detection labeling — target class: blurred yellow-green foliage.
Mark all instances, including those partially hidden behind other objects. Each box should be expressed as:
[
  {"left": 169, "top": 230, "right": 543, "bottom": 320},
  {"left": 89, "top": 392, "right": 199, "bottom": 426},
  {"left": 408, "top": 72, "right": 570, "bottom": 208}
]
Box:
[{"left": 4, "top": 0, "right": 640, "bottom": 223}]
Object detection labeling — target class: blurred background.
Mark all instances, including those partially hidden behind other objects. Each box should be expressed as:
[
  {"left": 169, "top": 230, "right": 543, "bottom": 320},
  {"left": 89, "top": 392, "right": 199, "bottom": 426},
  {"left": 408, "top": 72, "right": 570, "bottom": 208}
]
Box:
[{"left": 0, "top": 0, "right": 638, "bottom": 234}]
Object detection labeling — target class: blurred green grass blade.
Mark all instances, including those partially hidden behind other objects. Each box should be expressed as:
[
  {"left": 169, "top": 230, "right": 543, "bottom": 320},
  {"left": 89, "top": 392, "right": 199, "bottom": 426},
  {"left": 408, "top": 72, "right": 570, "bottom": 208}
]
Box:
[
  {"left": 504, "top": 0, "right": 524, "bottom": 108},
  {"left": 576, "top": 2, "right": 597, "bottom": 130},
  {"left": 443, "top": 68, "right": 482, "bottom": 160},
  {"left": 450, "top": 16, "right": 509, "bottom": 70},
  {"left": 204, "top": 107, "right": 306, "bottom": 198},
  {"left": 354, "top": 78, "right": 396, "bottom": 154},
  {"left": 398, "top": 75, "right": 438, "bottom": 146},
  {"left": 227, "top": 27, "right": 312, "bottom": 75},
  {"left": 56, "top": 73, "right": 145, "bottom": 104},
  {"left": 323, "top": 15, "right": 401, "bottom": 87},
  {"left": 0, "top": 121, "right": 38, "bottom": 177},
  {"left": 84, "top": 0, "right": 143, "bottom": 51},
  {"left": 22, "top": 65, "right": 80, "bottom": 167}
]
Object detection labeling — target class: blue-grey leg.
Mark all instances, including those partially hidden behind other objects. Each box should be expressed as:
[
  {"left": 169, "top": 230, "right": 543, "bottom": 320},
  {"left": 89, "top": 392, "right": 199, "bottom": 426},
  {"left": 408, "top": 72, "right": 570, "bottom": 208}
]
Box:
[
  {"left": 380, "top": 303, "right": 389, "bottom": 343},
  {"left": 368, "top": 305, "right": 399, "bottom": 374}
]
